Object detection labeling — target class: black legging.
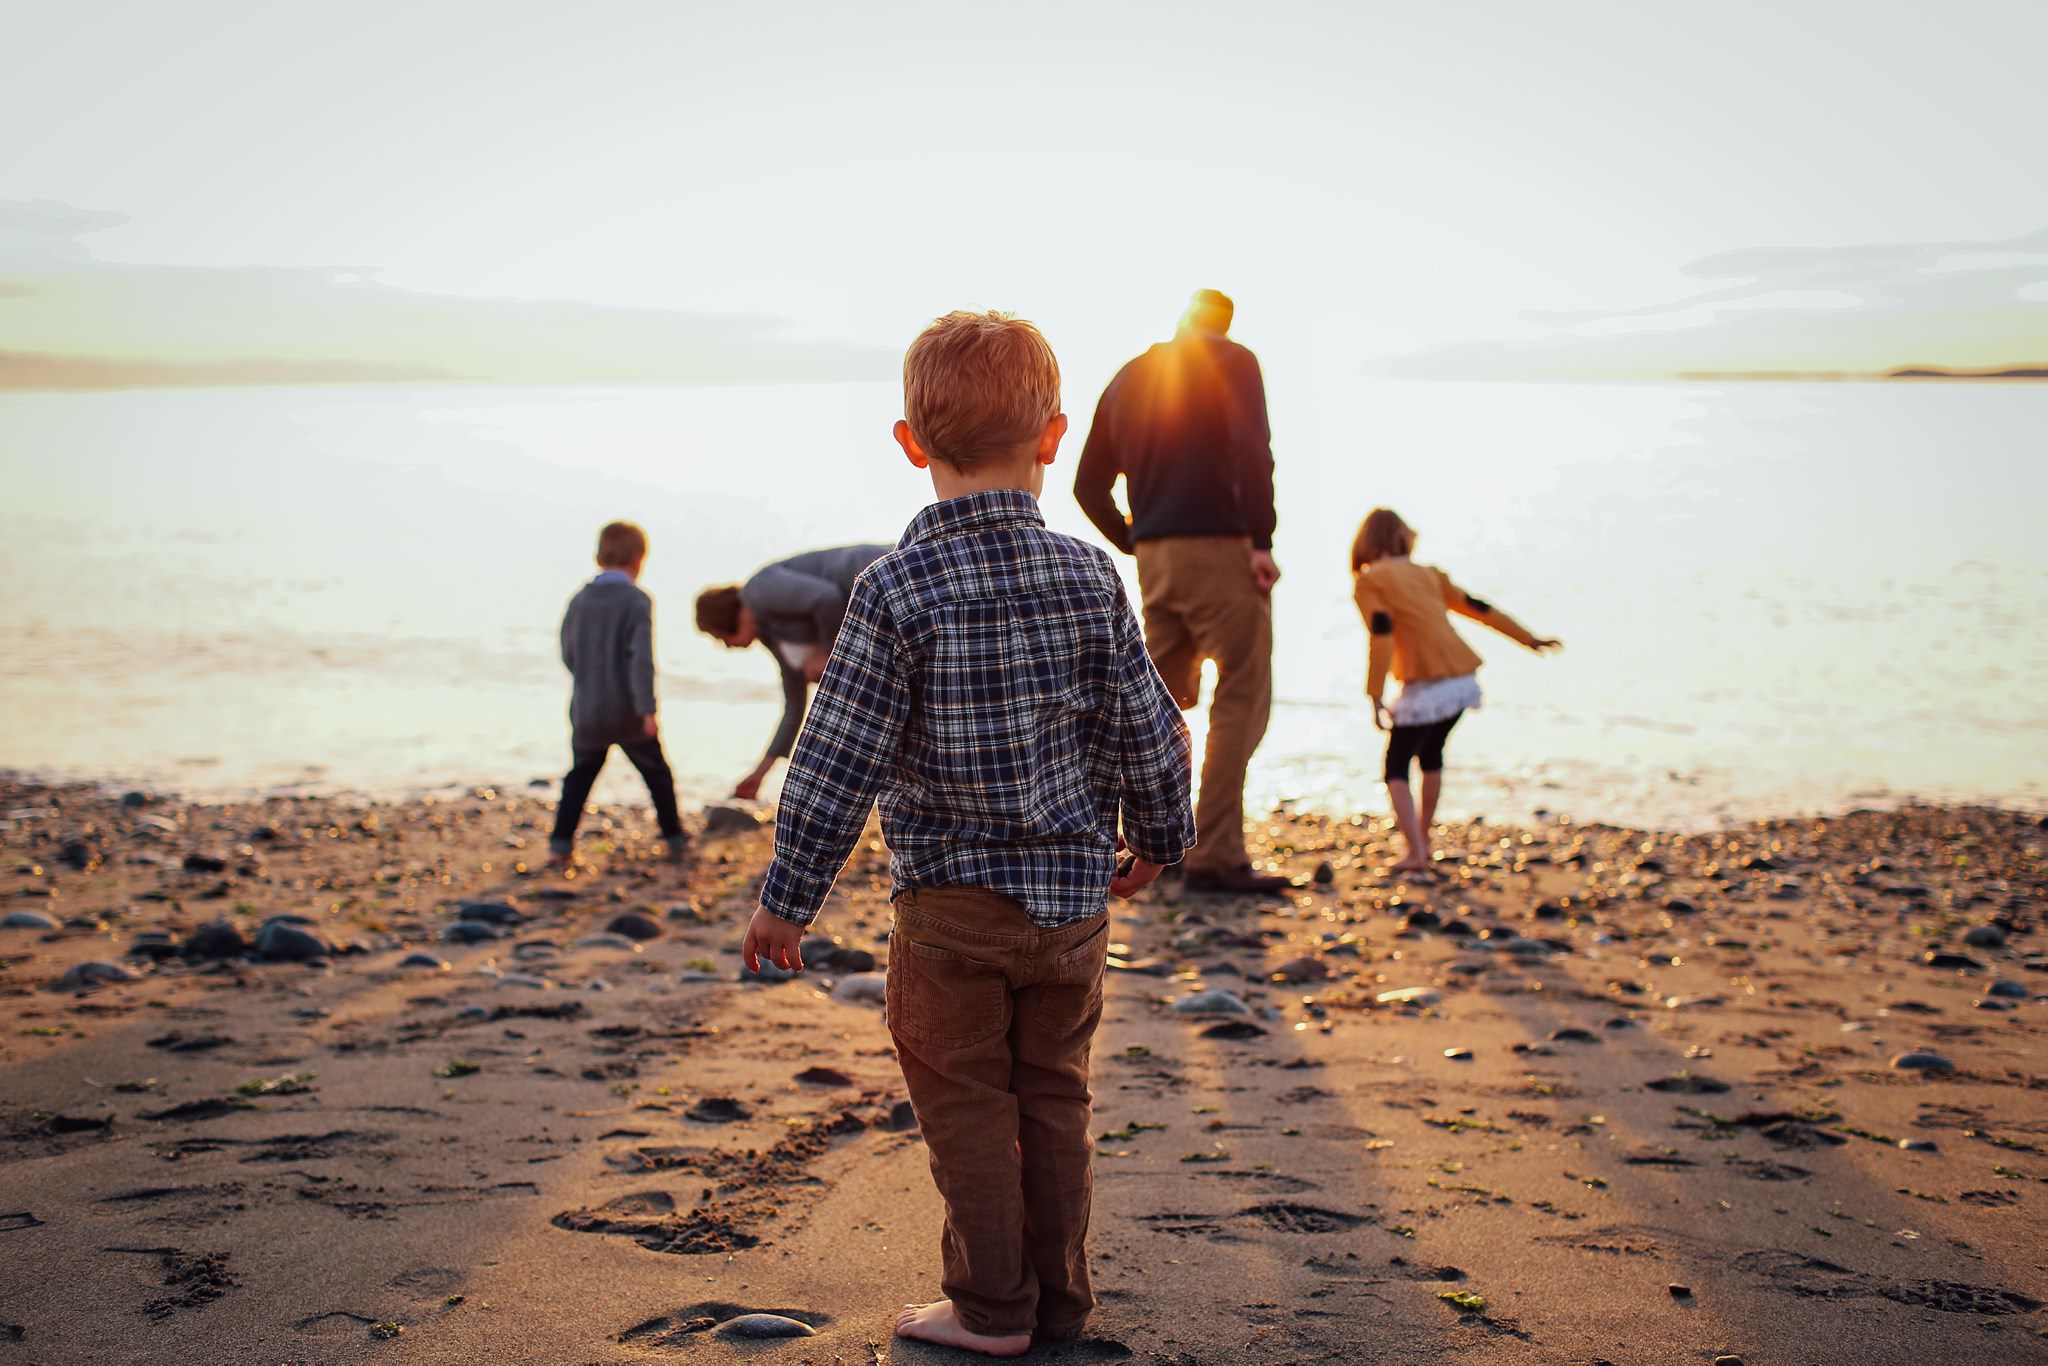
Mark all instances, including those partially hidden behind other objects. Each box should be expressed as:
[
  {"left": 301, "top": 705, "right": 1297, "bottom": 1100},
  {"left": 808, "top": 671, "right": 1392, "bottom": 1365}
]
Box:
[{"left": 1383, "top": 711, "right": 1463, "bottom": 782}]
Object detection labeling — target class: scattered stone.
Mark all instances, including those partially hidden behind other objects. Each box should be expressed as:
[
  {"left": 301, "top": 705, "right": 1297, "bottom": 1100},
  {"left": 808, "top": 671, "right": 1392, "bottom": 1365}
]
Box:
[
  {"left": 740, "top": 959, "right": 797, "bottom": 983},
  {"left": 715, "top": 1313, "right": 815, "bottom": 1339},
  {"left": 883, "top": 1100, "right": 919, "bottom": 1131},
  {"left": 1663, "top": 897, "right": 1697, "bottom": 915},
  {"left": 1987, "top": 980, "right": 2027, "bottom": 999},
  {"left": 1201, "top": 1020, "right": 1269, "bottom": 1040},
  {"left": 57, "top": 836, "right": 101, "bottom": 870},
  {"left": 701, "top": 805, "right": 762, "bottom": 836},
  {"left": 1961, "top": 924, "right": 2007, "bottom": 949},
  {"left": 399, "top": 952, "right": 450, "bottom": 971},
  {"left": 1270, "top": 955, "right": 1331, "bottom": 984},
  {"left": 2, "top": 911, "right": 59, "bottom": 930},
  {"left": 1646, "top": 1074, "right": 1731, "bottom": 1095},
  {"left": 1311, "top": 861, "right": 1335, "bottom": 886},
  {"left": 1172, "top": 989, "right": 1250, "bottom": 1016},
  {"left": 1714, "top": 1357, "right": 1744, "bottom": 1366},
  {"left": 1668, "top": 1283, "right": 1692, "bottom": 1298},
  {"left": 1890, "top": 1051, "right": 1955, "bottom": 1074},
  {"left": 1549, "top": 1027, "right": 1600, "bottom": 1044},
  {"left": 459, "top": 901, "right": 523, "bottom": 924},
  {"left": 606, "top": 912, "right": 663, "bottom": 941},
  {"left": 254, "top": 919, "right": 329, "bottom": 962},
  {"left": 180, "top": 920, "right": 247, "bottom": 960},
  {"left": 495, "top": 972, "right": 552, "bottom": 989},
  {"left": 686, "top": 1097, "right": 751, "bottom": 1123},
  {"left": 574, "top": 933, "right": 641, "bottom": 951},
  {"left": 127, "top": 933, "right": 180, "bottom": 961},
  {"left": 444, "top": 921, "right": 503, "bottom": 944},
  {"left": 181, "top": 852, "right": 229, "bottom": 874},
  {"left": 1402, "top": 909, "right": 1441, "bottom": 932},
  {"left": 800, "top": 939, "right": 878, "bottom": 973},
  {"left": 1899, "top": 1138, "right": 1938, "bottom": 1152},
  {"left": 1922, "top": 950, "right": 1981, "bottom": 971},
  {"left": 795, "top": 1066, "right": 854, "bottom": 1087},
  {"left": 1443, "top": 1047, "right": 1474, "bottom": 1061},
  {"left": 830, "top": 973, "right": 886, "bottom": 1006},
  {"left": 55, "top": 960, "right": 138, "bottom": 990}
]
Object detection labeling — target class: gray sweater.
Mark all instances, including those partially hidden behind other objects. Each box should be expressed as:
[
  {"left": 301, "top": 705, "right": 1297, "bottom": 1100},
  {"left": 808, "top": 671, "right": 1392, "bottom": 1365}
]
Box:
[
  {"left": 741, "top": 544, "right": 889, "bottom": 760},
  {"left": 560, "top": 575, "right": 657, "bottom": 746}
]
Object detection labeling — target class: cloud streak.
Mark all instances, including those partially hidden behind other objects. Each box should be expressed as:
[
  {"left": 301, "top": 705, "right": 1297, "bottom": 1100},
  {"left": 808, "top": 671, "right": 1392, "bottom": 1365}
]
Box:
[
  {"left": 1389, "top": 229, "right": 2048, "bottom": 380},
  {"left": 0, "top": 199, "right": 891, "bottom": 389}
]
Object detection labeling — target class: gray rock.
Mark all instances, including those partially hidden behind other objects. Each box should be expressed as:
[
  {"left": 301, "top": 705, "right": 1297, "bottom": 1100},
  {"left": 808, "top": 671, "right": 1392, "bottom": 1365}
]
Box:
[
  {"left": 1172, "top": 989, "right": 1250, "bottom": 1016},
  {"left": 715, "top": 1313, "right": 815, "bottom": 1339},
  {"left": 2, "top": 911, "right": 60, "bottom": 930},
  {"left": 701, "top": 804, "right": 763, "bottom": 836},
  {"left": 55, "top": 960, "right": 138, "bottom": 990},
  {"left": 801, "top": 938, "right": 876, "bottom": 973},
  {"left": 830, "top": 973, "right": 887, "bottom": 1006},
  {"left": 180, "top": 920, "right": 247, "bottom": 960},
  {"left": 496, "top": 972, "right": 552, "bottom": 989},
  {"left": 181, "top": 851, "right": 230, "bottom": 874},
  {"left": 605, "top": 911, "right": 663, "bottom": 941},
  {"left": 1311, "top": 861, "right": 1335, "bottom": 886},
  {"left": 573, "top": 933, "right": 641, "bottom": 951},
  {"left": 1269, "top": 955, "right": 1331, "bottom": 984},
  {"left": 1962, "top": 924, "right": 2008, "bottom": 949},
  {"left": 458, "top": 901, "right": 523, "bottom": 924},
  {"left": 57, "top": 836, "right": 101, "bottom": 870},
  {"left": 399, "top": 952, "right": 450, "bottom": 970},
  {"left": 126, "top": 933, "right": 180, "bottom": 962},
  {"left": 444, "top": 921, "right": 503, "bottom": 943},
  {"left": 1890, "top": 1050, "right": 1955, "bottom": 1074},
  {"left": 253, "top": 920, "right": 329, "bottom": 962},
  {"left": 1899, "top": 1138, "right": 1939, "bottom": 1152},
  {"left": 1922, "top": 950, "right": 1982, "bottom": 971},
  {"left": 1987, "top": 980, "right": 2028, "bottom": 999},
  {"left": 740, "top": 959, "right": 797, "bottom": 983},
  {"left": 687, "top": 1097, "right": 752, "bottom": 1123}
]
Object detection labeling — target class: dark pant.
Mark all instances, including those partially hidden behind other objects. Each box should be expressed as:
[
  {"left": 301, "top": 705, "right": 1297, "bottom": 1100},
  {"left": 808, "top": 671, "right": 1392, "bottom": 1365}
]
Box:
[
  {"left": 1383, "top": 710, "right": 1463, "bottom": 782},
  {"left": 549, "top": 736, "right": 684, "bottom": 853},
  {"left": 886, "top": 886, "right": 1109, "bottom": 1338}
]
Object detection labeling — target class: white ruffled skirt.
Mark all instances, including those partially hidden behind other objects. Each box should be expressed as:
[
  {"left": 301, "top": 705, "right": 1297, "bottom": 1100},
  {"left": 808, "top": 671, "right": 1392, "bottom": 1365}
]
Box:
[{"left": 1389, "top": 672, "right": 1481, "bottom": 727}]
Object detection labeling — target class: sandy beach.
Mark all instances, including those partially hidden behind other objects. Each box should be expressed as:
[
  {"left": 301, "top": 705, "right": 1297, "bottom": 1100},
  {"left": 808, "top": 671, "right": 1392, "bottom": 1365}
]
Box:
[{"left": 0, "top": 776, "right": 2040, "bottom": 1364}]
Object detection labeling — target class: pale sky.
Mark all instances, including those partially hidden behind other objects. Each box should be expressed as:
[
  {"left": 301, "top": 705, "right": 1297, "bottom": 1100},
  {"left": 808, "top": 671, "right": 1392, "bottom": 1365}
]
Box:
[{"left": 3, "top": 0, "right": 2045, "bottom": 383}]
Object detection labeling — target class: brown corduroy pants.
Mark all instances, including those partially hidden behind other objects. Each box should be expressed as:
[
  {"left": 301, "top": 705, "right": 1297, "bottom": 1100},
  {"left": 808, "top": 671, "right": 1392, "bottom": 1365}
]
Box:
[
  {"left": 1134, "top": 534, "right": 1274, "bottom": 877},
  {"left": 886, "top": 885, "right": 1110, "bottom": 1338}
]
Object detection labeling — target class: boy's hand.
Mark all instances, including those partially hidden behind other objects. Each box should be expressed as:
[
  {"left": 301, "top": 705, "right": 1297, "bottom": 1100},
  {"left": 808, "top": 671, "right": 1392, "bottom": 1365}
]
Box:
[
  {"left": 1531, "top": 637, "right": 1563, "bottom": 653},
  {"left": 1249, "top": 549, "right": 1282, "bottom": 595},
  {"left": 742, "top": 905, "right": 805, "bottom": 974},
  {"left": 1370, "top": 699, "right": 1391, "bottom": 731},
  {"left": 641, "top": 714, "right": 660, "bottom": 737},
  {"left": 1109, "top": 856, "right": 1164, "bottom": 899}
]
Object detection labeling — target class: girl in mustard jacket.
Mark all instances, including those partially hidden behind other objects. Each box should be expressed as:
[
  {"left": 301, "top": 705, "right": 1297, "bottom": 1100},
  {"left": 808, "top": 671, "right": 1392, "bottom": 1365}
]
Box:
[{"left": 1351, "top": 508, "right": 1560, "bottom": 873}]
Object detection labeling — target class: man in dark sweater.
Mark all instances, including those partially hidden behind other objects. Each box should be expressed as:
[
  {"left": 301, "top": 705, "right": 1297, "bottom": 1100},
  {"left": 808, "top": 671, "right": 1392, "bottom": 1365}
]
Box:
[
  {"left": 693, "top": 543, "right": 889, "bottom": 799},
  {"left": 549, "top": 520, "right": 686, "bottom": 865},
  {"left": 1074, "top": 290, "right": 1293, "bottom": 894}
]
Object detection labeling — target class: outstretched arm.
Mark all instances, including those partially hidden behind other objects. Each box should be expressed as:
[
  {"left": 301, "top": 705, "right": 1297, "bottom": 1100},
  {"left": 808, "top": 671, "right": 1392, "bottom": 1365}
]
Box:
[
  {"left": 1440, "top": 573, "right": 1557, "bottom": 651},
  {"left": 757, "top": 574, "right": 909, "bottom": 928}
]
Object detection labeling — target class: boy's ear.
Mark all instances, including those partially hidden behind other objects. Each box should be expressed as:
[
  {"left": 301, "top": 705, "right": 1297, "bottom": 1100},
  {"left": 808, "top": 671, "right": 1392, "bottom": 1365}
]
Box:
[
  {"left": 893, "top": 419, "right": 930, "bottom": 470},
  {"left": 1036, "top": 412, "right": 1069, "bottom": 466}
]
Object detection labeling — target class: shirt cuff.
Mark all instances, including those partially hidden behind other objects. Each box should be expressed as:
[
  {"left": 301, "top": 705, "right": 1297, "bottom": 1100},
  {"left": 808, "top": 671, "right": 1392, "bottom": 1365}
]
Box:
[{"left": 759, "top": 857, "right": 833, "bottom": 927}]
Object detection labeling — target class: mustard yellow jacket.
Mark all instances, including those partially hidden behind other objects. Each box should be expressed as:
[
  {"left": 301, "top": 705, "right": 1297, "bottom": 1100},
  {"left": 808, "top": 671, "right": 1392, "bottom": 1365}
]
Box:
[{"left": 1353, "top": 557, "right": 1539, "bottom": 701}]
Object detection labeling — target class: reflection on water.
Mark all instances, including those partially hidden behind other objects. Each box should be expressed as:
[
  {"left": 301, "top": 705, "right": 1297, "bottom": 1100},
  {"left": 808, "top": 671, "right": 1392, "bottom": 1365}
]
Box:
[{"left": 1, "top": 377, "right": 2042, "bottom": 830}]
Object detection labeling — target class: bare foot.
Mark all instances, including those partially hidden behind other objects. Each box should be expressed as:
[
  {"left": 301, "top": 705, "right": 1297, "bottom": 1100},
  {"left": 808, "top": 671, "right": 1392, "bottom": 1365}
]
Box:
[
  {"left": 895, "top": 1300, "right": 1030, "bottom": 1358},
  {"left": 1388, "top": 855, "right": 1433, "bottom": 875}
]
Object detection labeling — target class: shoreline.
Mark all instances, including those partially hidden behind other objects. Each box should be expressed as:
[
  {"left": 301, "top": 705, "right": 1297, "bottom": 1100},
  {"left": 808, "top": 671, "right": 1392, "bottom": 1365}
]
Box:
[{"left": 1, "top": 776, "right": 2043, "bottom": 1362}]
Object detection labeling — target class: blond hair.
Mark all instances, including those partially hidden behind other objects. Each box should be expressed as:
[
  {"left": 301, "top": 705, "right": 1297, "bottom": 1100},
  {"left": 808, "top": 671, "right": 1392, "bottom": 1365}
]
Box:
[
  {"left": 597, "top": 520, "right": 648, "bottom": 567},
  {"left": 1350, "top": 508, "right": 1415, "bottom": 572},
  {"left": 902, "top": 310, "right": 1060, "bottom": 470}
]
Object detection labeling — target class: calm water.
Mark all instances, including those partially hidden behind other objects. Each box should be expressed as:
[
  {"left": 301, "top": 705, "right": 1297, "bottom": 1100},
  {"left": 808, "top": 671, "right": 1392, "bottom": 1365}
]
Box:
[{"left": 1, "top": 377, "right": 2043, "bottom": 830}]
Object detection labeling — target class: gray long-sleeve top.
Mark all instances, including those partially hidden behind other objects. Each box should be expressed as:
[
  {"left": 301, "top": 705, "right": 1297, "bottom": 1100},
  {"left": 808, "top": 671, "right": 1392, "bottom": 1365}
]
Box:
[
  {"left": 741, "top": 544, "right": 889, "bottom": 761},
  {"left": 560, "top": 574, "right": 657, "bottom": 746}
]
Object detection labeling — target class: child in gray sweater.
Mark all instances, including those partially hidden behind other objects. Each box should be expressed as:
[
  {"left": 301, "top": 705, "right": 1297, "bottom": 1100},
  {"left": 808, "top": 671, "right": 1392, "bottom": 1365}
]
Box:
[{"left": 549, "top": 521, "right": 686, "bottom": 864}]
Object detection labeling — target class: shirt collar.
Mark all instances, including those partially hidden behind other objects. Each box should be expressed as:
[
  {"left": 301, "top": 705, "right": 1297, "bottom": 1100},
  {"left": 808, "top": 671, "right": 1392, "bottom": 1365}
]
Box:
[
  {"left": 591, "top": 569, "right": 634, "bottom": 586},
  {"left": 899, "top": 488, "right": 1044, "bottom": 548}
]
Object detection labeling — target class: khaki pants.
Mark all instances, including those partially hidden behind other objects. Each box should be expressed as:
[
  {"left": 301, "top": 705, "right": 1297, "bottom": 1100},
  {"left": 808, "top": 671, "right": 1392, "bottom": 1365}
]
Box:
[
  {"left": 886, "top": 886, "right": 1109, "bottom": 1338},
  {"left": 1134, "top": 535, "right": 1273, "bottom": 877}
]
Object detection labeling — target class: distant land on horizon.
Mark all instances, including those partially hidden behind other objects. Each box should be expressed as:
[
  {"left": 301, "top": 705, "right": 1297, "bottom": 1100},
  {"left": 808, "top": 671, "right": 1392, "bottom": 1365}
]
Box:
[{"left": 1676, "top": 364, "right": 2048, "bottom": 383}]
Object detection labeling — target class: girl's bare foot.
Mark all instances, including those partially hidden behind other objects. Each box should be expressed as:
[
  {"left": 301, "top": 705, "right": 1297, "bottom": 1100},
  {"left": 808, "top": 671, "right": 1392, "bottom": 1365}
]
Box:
[
  {"left": 1388, "top": 855, "right": 1433, "bottom": 875},
  {"left": 895, "top": 1300, "right": 1030, "bottom": 1357}
]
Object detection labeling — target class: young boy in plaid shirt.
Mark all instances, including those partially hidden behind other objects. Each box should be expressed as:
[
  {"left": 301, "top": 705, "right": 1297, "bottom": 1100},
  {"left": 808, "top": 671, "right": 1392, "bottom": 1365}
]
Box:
[{"left": 743, "top": 310, "right": 1195, "bottom": 1355}]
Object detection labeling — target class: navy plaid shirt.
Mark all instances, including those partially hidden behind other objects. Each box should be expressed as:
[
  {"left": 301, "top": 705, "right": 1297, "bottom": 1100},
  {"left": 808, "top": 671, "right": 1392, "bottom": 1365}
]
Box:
[{"left": 760, "top": 489, "right": 1195, "bottom": 928}]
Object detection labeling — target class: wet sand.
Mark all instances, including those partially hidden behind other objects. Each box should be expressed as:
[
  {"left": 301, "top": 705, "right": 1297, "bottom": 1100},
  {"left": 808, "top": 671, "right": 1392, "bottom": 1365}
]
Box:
[{"left": 1, "top": 776, "right": 2043, "bottom": 1364}]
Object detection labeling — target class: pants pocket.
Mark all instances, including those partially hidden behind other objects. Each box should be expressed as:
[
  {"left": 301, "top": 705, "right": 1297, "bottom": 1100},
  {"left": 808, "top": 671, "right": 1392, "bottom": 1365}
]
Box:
[
  {"left": 1032, "top": 916, "right": 1109, "bottom": 1036},
  {"left": 886, "top": 930, "right": 1009, "bottom": 1051}
]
